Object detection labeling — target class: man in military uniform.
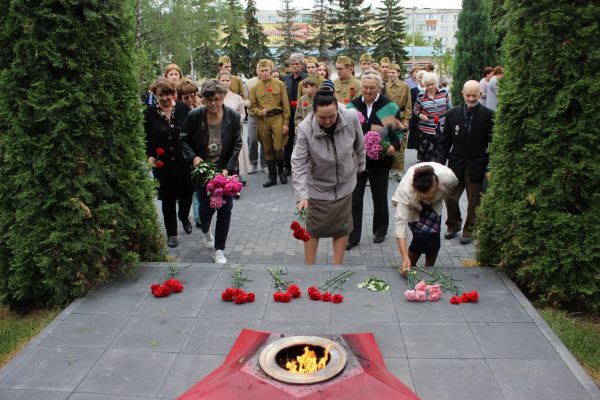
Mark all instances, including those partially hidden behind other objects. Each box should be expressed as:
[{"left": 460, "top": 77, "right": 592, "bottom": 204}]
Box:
[
  {"left": 217, "top": 56, "right": 245, "bottom": 99},
  {"left": 296, "top": 56, "right": 325, "bottom": 99},
  {"left": 333, "top": 55, "right": 361, "bottom": 104},
  {"left": 249, "top": 59, "right": 291, "bottom": 188},
  {"left": 359, "top": 53, "right": 373, "bottom": 77},
  {"left": 379, "top": 57, "right": 391, "bottom": 82},
  {"left": 386, "top": 63, "right": 412, "bottom": 180}
]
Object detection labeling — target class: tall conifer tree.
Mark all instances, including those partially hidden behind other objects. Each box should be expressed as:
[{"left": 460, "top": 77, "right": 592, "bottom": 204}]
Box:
[
  {"left": 0, "top": 0, "right": 162, "bottom": 307},
  {"left": 328, "top": 0, "right": 372, "bottom": 61},
  {"left": 305, "top": 0, "right": 332, "bottom": 60},
  {"left": 275, "top": 0, "right": 303, "bottom": 63},
  {"left": 477, "top": 0, "right": 600, "bottom": 311},
  {"left": 450, "top": 0, "right": 496, "bottom": 105},
  {"left": 372, "top": 0, "right": 409, "bottom": 66},
  {"left": 244, "top": 0, "right": 271, "bottom": 76},
  {"left": 222, "top": 0, "right": 247, "bottom": 73}
]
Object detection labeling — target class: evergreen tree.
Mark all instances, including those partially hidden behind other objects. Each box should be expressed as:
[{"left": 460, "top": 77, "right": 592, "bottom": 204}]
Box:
[
  {"left": 222, "top": 0, "right": 247, "bottom": 74},
  {"left": 450, "top": 0, "right": 496, "bottom": 105},
  {"left": 244, "top": 0, "right": 271, "bottom": 76},
  {"left": 328, "top": 0, "right": 372, "bottom": 61},
  {"left": 275, "top": 0, "right": 303, "bottom": 63},
  {"left": 477, "top": 0, "right": 600, "bottom": 311},
  {"left": 372, "top": 0, "right": 409, "bottom": 67},
  {"left": 488, "top": 0, "right": 508, "bottom": 62},
  {"left": 0, "top": 0, "right": 162, "bottom": 307},
  {"left": 305, "top": 0, "right": 332, "bottom": 60}
]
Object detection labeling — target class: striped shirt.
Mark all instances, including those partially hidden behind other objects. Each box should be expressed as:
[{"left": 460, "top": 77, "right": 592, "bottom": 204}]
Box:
[{"left": 413, "top": 90, "right": 452, "bottom": 135}]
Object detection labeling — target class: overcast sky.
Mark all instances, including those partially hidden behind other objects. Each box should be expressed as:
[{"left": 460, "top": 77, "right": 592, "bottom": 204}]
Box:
[{"left": 255, "top": 0, "right": 462, "bottom": 11}]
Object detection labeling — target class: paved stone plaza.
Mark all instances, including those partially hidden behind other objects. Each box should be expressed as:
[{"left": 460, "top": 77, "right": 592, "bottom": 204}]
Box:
[{"left": 0, "top": 150, "right": 598, "bottom": 400}]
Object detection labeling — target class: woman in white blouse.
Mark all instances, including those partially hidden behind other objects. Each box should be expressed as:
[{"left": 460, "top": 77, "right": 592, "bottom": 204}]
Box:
[
  {"left": 392, "top": 162, "right": 458, "bottom": 273},
  {"left": 218, "top": 70, "right": 251, "bottom": 188}
]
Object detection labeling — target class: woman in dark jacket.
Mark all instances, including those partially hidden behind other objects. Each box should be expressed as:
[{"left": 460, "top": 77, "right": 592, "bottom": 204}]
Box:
[
  {"left": 144, "top": 78, "right": 192, "bottom": 248},
  {"left": 179, "top": 80, "right": 242, "bottom": 264}
]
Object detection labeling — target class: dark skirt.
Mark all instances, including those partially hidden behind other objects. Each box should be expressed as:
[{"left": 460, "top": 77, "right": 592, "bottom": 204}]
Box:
[
  {"left": 305, "top": 194, "right": 353, "bottom": 238},
  {"left": 409, "top": 231, "right": 441, "bottom": 255},
  {"left": 407, "top": 124, "right": 420, "bottom": 150},
  {"left": 408, "top": 204, "right": 441, "bottom": 255}
]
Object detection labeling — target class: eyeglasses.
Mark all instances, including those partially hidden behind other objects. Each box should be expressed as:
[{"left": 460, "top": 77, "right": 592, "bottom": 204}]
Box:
[{"left": 205, "top": 97, "right": 223, "bottom": 104}]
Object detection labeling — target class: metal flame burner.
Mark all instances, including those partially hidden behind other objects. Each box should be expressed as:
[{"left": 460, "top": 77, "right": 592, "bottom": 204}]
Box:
[{"left": 259, "top": 336, "right": 347, "bottom": 384}]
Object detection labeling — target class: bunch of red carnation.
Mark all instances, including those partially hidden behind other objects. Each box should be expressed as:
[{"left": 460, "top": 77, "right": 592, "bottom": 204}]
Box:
[
  {"left": 450, "top": 290, "right": 479, "bottom": 305},
  {"left": 290, "top": 220, "right": 311, "bottom": 242},
  {"left": 290, "top": 100, "right": 297, "bottom": 108},
  {"left": 273, "top": 283, "right": 302, "bottom": 303},
  {"left": 221, "top": 287, "right": 256, "bottom": 305},
  {"left": 150, "top": 278, "right": 184, "bottom": 298},
  {"left": 307, "top": 286, "right": 344, "bottom": 304}
]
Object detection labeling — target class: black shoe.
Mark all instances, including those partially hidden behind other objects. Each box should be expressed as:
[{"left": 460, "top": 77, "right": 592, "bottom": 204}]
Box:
[
  {"left": 182, "top": 220, "right": 192, "bottom": 234},
  {"left": 459, "top": 235, "right": 473, "bottom": 245},
  {"left": 195, "top": 221, "right": 202, "bottom": 228},
  {"left": 346, "top": 242, "right": 358, "bottom": 250},
  {"left": 284, "top": 166, "right": 292, "bottom": 176},
  {"left": 444, "top": 229, "right": 460, "bottom": 239},
  {"left": 263, "top": 160, "right": 277, "bottom": 187},
  {"left": 277, "top": 160, "right": 287, "bottom": 184},
  {"left": 167, "top": 236, "right": 178, "bottom": 248},
  {"left": 373, "top": 235, "right": 386, "bottom": 243}
]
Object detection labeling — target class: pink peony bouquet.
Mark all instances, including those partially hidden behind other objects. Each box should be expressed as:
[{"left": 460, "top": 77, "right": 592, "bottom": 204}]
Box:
[
  {"left": 206, "top": 174, "right": 243, "bottom": 209},
  {"left": 364, "top": 130, "right": 390, "bottom": 160}
]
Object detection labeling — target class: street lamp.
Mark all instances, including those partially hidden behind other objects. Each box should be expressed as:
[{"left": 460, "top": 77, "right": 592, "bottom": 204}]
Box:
[{"left": 412, "top": 6, "right": 416, "bottom": 66}]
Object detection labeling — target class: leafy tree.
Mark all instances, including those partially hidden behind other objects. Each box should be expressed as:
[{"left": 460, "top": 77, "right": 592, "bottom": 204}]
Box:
[
  {"left": 0, "top": 0, "right": 162, "bottom": 308},
  {"left": 405, "top": 32, "right": 428, "bottom": 47},
  {"left": 450, "top": 0, "right": 496, "bottom": 105},
  {"left": 431, "top": 38, "right": 454, "bottom": 83},
  {"left": 488, "top": 0, "right": 508, "bottom": 62},
  {"left": 305, "top": 0, "right": 332, "bottom": 60},
  {"left": 275, "top": 0, "right": 303, "bottom": 63},
  {"left": 372, "top": 0, "right": 409, "bottom": 67},
  {"left": 221, "top": 0, "right": 247, "bottom": 75},
  {"left": 328, "top": 0, "right": 372, "bottom": 61},
  {"left": 244, "top": 0, "right": 271, "bottom": 76},
  {"left": 477, "top": 0, "right": 600, "bottom": 312}
]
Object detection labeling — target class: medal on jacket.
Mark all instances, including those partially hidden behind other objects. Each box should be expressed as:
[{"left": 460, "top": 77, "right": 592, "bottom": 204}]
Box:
[{"left": 454, "top": 125, "right": 460, "bottom": 136}]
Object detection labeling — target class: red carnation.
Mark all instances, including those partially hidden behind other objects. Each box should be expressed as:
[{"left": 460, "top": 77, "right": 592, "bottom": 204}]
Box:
[
  {"left": 460, "top": 293, "right": 470, "bottom": 303},
  {"left": 233, "top": 288, "right": 243, "bottom": 297},
  {"left": 301, "top": 232, "right": 311, "bottom": 242},
  {"left": 267, "top": 87, "right": 273, "bottom": 92},
  {"left": 165, "top": 278, "right": 184, "bottom": 293},
  {"left": 273, "top": 291, "right": 284, "bottom": 302},
  {"left": 151, "top": 284, "right": 170, "bottom": 298},
  {"left": 151, "top": 283, "right": 160, "bottom": 291},
  {"left": 235, "top": 295, "right": 246, "bottom": 304},
  {"left": 450, "top": 296, "right": 462, "bottom": 305},
  {"left": 156, "top": 147, "right": 165, "bottom": 156},
  {"left": 303, "top": 101, "right": 309, "bottom": 107},
  {"left": 321, "top": 292, "right": 332, "bottom": 302},
  {"left": 287, "top": 284, "right": 301, "bottom": 298},
  {"left": 155, "top": 160, "right": 164, "bottom": 168},
  {"left": 308, "top": 286, "right": 322, "bottom": 301},
  {"left": 467, "top": 290, "right": 479, "bottom": 303},
  {"left": 222, "top": 291, "right": 234, "bottom": 302},
  {"left": 225, "top": 287, "right": 236, "bottom": 296},
  {"left": 332, "top": 293, "right": 344, "bottom": 304},
  {"left": 245, "top": 293, "right": 256, "bottom": 302},
  {"left": 281, "top": 292, "right": 292, "bottom": 303},
  {"left": 343, "top": 98, "right": 350, "bottom": 104},
  {"left": 433, "top": 115, "right": 440, "bottom": 125},
  {"left": 293, "top": 229, "right": 305, "bottom": 240},
  {"left": 290, "top": 100, "right": 297, "bottom": 108},
  {"left": 290, "top": 221, "right": 301, "bottom": 231}
]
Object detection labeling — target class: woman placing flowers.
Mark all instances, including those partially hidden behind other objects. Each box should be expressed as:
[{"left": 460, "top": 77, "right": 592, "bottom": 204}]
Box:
[
  {"left": 144, "top": 78, "right": 193, "bottom": 248},
  {"left": 392, "top": 163, "right": 458, "bottom": 274},
  {"left": 180, "top": 80, "right": 242, "bottom": 264}
]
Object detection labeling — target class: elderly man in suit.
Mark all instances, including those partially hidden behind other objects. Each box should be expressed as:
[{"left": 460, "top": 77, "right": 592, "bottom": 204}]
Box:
[{"left": 436, "top": 80, "right": 494, "bottom": 244}]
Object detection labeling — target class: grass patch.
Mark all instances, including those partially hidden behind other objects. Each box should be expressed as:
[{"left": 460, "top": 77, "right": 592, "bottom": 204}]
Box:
[
  {"left": 539, "top": 308, "right": 600, "bottom": 386},
  {"left": 0, "top": 306, "right": 60, "bottom": 368}
]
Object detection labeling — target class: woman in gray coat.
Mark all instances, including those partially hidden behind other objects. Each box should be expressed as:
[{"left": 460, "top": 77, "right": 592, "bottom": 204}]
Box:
[{"left": 291, "top": 87, "right": 366, "bottom": 265}]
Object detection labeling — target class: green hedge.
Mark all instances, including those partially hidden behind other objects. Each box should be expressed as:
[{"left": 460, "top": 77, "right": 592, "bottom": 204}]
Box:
[
  {"left": 477, "top": 0, "right": 600, "bottom": 311},
  {"left": 0, "top": 1, "right": 162, "bottom": 307}
]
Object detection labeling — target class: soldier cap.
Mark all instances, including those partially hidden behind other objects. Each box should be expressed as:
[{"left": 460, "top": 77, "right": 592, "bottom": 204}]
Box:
[
  {"left": 257, "top": 59, "right": 271, "bottom": 68},
  {"left": 359, "top": 53, "right": 373, "bottom": 62},
  {"left": 336, "top": 55, "right": 352, "bottom": 66},
  {"left": 390, "top": 63, "right": 402, "bottom": 71},
  {"left": 303, "top": 76, "right": 321, "bottom": 87},
  {"left": 218, "top": 55, "right": 231, "bottom": 64},
  {"left": 305, "top": 56, "right": 318, "bottom": 64}
]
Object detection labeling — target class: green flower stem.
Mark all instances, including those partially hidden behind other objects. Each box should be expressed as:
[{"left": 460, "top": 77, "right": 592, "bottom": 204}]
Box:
[
  {"left": 231, "top": 267, "right": 252, "bottom": 289},
  {"left": 268, "top": 268, "right": 293, "bottom": 292}
]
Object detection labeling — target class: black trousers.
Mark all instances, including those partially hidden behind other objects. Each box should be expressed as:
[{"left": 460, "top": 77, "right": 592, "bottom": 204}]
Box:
[
  {"left": 161, "top": 192, "right": 193, "bottom": 237},
  {"left": 348, "top": 169, "right": 390, "bottom": 244},
  {"left": 284, "top": 120, "right": 296, "bottom": 170},
  {"left": 198, "top": 187, "right": 233, "bottom": 251}
]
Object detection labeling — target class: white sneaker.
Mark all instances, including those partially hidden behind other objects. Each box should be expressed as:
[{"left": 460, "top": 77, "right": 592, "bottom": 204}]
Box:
[
  {"left": 213, "top": 250, "right": 227, "bottom": 264},
  {"left": 203, "top": 231, "right": 214, "bottom": 247}
]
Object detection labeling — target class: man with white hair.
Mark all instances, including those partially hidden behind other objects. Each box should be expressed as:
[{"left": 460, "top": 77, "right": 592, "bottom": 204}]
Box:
[{"left": 436, "top": 80, "right": 494, "bottom": 244}]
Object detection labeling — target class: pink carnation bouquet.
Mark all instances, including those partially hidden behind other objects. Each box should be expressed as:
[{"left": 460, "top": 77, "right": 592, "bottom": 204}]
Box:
[
  {"left": 364, "top": 130, "right": 390, "bottom": 160},
  {"left": 206, "top": 174, "right": 243, "bottom": 209}
]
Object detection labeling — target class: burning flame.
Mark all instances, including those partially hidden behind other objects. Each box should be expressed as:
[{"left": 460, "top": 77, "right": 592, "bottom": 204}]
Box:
[{"left": 285, "top": 345, "right": 331, "bottom": 374}]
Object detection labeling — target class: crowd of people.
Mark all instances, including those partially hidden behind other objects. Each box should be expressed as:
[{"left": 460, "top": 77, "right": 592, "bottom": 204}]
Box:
[{"left": 143, "top": 53, "right": 502, "bottom": 271}]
